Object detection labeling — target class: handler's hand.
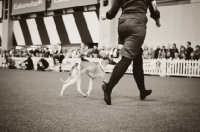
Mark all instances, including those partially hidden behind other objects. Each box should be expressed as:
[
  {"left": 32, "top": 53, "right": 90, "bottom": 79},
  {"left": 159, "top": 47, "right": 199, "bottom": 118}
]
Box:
[
  {"left": 155, "top": 19, "right": 161, "bottom": 27},
  {"left": 101, "top": 14, "right": 107, "bottom": 20}
]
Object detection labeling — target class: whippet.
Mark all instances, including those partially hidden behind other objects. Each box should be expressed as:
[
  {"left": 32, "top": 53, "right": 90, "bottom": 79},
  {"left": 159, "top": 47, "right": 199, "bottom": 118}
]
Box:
[{"left": 59, "top": 57, "right": 114, "bottom": 97}]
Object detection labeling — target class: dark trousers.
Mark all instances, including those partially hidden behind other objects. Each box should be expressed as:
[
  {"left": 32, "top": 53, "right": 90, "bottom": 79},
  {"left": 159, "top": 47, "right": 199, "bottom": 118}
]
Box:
[
  {"left": 8, "top": 65, "right": 16, "bottom": 69},
  {"left": 107, "top": 49, "right": 146, "bottom": 93},
  {"left": 25, "top": 64, "right": 34, "bottom": 70},
  {"left": 37, "top": 64, "right": 48, "bottom": 71}
]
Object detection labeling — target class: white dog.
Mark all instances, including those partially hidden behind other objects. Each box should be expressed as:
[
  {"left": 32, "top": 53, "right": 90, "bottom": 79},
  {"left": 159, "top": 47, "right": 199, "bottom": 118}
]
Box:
[{"left": 59, "top": 57, "right": 114, "bottom": 97}]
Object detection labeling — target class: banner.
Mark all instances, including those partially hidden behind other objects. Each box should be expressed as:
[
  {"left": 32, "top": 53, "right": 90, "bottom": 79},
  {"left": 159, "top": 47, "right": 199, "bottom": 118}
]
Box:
[
  {"left": 143, "top": 60, "right": 162, "bottom": 71},
  {"left": 12, "top": 0, "right": 46, "bottom": 15},
  {"left": 48, "top": 0, "right": 98, "bottom": 11}
]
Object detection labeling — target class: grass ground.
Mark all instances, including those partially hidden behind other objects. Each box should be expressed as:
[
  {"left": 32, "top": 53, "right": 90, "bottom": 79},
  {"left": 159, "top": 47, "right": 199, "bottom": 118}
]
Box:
[{"left": 0, "top": 68, "right": 200, "bottom": 132}]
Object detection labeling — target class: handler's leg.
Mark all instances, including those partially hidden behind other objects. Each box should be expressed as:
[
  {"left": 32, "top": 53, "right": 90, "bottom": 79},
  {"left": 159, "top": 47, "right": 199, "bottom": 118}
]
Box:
[
  {"left": 102, "top": 56, "right": 132, "bottom": 105},
  {"left": 133, "top": 49, "right": 152, "bottom": 100}
]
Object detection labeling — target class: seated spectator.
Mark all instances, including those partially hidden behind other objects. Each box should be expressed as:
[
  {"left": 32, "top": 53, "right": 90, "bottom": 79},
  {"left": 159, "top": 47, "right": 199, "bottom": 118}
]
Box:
[
  {"left": 44, "top": 48, "right": 50, "bottom": 58},
  {"left": 148, "top": 47, "right": 155, "bottom": 59},
  {"left": 109, "top": 47, "right": 115, "bottom": 58},
  {"left": 154, "top": 46, "right": 161, "bottom": 59},
  {"left": 190, "top": 52, "right": 195, "bottom": 60},
  {"left": 83, "top": 46, "right": 89, "bottom": 57},
  {"left": 174, "top": 52, "right": 179, "bottom": 60},
  {"left": 166, "top": 51, "right": 172, "bottom": 59},
  {"left": 180, "top": 52, "right": 186, "bottom": 60},
  {"left": 9, "top": 48, "right": 14, "bottom": 57},
  {"left": 179, "top": 46, "right": 187, "bottom": 59},
  {"left": 143, "top": 45, "right": 149, "bottom": 59},
  {"left": 172, "top": 43, "right": 179, "bottom": 58},
  {"left": 74, "top": 49, "right": 81, "bottom": 58},
  {"left": 99, "top": 46, "right": 107, "bottom": 58},
  {"left": 105, "top": 47, "right": 111, "bottom": 58},
  {"left": 7, "top": 57, "right": 16, "bottom": 69},
  {"left": 158, "top": 46, "right": 166, "bottom": 59},
  {"left": 37, "top": 58, "right": 49, "bottom": 71},
  {"left": 193, "top": 45, "right": 200, "bottom": 60},
  {"left": 166, "top": 44, "right": 173, "bottom": 58},
  {"left": 71, "top": 49, "right": 77, "bottom": 58},
  {"left": 64, "top": 48, "right": 71, "bottom": 58},
  {"left": 22, "top": 54, "right": 34, "bottom": 70},
  {"left": 1, "top": 50, "right": 8, "bottom": 68},
  {"left": 90, "top": 45, "right": 99, "bottom": 58},
  {"left": 112, "top": 47, "right": 119, "bottom": 58}
]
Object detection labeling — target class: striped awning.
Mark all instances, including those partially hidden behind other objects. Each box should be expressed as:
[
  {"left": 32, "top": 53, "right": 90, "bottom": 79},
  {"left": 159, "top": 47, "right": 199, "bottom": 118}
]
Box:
[{"left": 13, "top": 11, "right": 99, "bottom": 46}]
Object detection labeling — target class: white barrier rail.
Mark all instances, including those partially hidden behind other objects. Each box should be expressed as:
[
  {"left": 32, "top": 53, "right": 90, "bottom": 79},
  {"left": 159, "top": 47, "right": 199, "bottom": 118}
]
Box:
[{"left": 0, "top": 57, "right": 199, "bottom": 77}]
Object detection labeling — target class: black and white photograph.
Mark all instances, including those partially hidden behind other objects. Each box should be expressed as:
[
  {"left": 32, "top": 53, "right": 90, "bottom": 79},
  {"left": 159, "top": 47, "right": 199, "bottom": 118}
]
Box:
[{"left": 0, "top": 0, "right": 200, "bottom": 131}]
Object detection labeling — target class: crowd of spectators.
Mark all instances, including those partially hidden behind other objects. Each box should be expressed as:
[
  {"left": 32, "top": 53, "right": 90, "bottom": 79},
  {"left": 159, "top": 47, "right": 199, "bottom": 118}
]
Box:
[
  {"left": 0, "top": 45, "right": 120, "bottom": 70},
  {"left": 143, "top": 42, "right": 200, "bottom": 60},
  {"left": 1, "top": 41, "right": 200, "bottom": 69},
  {"left": 0, "top": 45, "right": 120, "bottom": 59}
]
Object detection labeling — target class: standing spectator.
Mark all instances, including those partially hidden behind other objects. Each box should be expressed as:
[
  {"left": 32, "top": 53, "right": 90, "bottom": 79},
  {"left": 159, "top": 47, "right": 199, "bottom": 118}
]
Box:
[
  {"left": 193, "top": 45, "right": 200, "bottom": 60},
  {"left": 186, "top": 41, "right": 194, "bottom": 60},
  {"left": 154, "top": 46, "right": 161, "bottom": 59},
  {"left": 166, "top": 44, "right": 173, "bottom": 58},
  {"left": 172, "top": 43, "right": 179, "bottom": 58}
]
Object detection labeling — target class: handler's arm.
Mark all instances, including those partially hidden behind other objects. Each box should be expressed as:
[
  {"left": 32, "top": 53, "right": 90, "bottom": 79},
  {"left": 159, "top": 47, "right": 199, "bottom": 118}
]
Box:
[
  {"left": 106, "top": 0, "right": 121, "bottom": 20},
  {"left": 149, "top": 0, "right": 161, "bottom": 27}
]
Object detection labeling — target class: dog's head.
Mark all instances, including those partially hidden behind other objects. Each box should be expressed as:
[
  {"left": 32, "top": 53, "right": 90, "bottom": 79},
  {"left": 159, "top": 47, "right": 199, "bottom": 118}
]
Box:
[{"left": 101, "top": 57, "right": 117, "bottom": 66}]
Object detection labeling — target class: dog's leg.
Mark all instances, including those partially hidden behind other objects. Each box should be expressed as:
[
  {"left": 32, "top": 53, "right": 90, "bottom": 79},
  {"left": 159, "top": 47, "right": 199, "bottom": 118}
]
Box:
[
  {"left": 100, "top": 72, "right": 107, "bottom": 83},
  {"left": 87, "top": 78, "right": 94, "bottom": 97},
  {"left": 76, "top": 76, "right": 87, "bottom": 97},
  {"left": 59, "top": 77, "right": 78, "bottom": 97}
]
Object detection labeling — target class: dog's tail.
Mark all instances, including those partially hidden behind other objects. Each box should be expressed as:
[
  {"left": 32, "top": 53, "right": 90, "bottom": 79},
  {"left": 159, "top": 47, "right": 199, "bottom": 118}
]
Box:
[{"left": 60, "top": 76, "right": 71, "bottom": 84}]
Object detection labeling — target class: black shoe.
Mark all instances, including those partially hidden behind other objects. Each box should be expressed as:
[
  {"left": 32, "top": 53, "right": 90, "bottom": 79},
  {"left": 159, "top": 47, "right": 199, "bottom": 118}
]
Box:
[
  {"left": 102, "top": 83, "right": 111, "bottom": 105},
  {"left": 140, "top": 90, "right": 152, "bottom": 100}
]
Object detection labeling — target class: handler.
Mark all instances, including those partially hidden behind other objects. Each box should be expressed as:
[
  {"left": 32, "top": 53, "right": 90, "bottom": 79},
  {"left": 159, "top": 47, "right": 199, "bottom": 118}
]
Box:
[{"left": 101, "top": 0, "right": 161, "bottom": 105}]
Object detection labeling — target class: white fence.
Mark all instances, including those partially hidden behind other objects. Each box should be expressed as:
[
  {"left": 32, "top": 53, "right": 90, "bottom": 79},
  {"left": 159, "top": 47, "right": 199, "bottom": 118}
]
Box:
[{"left": 0, "top": 57, "right": 200, "bottom": 77}]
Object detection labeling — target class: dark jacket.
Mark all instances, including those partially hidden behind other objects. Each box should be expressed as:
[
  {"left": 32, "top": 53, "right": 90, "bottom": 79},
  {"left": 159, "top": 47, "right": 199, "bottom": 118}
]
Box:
[
  {"left": 24, "top": 57, "right": 34, "bottom": 70},
  {"left": 154, "top": 48, "right": 161, "bottom": 59},
  {"left": 106, "top": 0, "right": 160, "bottom": 22},
  {"left": 40, "top": 58, "right": 49, "bottom": 68},
  {"left": 186, "top": 47, "right": 194, "bottom": 60}
]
